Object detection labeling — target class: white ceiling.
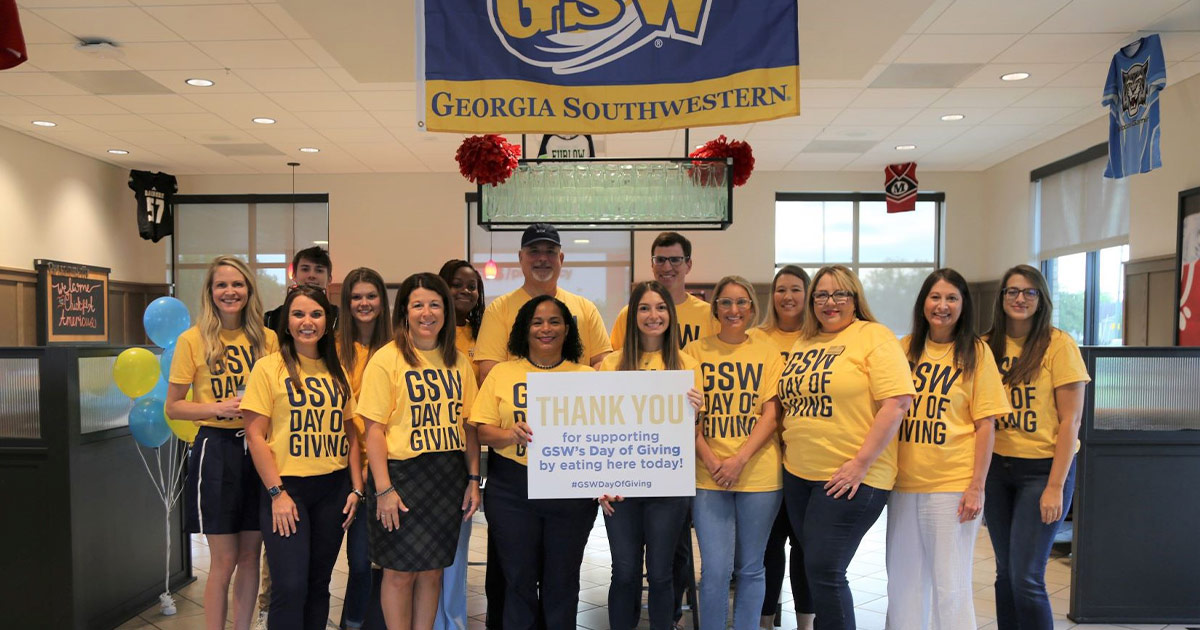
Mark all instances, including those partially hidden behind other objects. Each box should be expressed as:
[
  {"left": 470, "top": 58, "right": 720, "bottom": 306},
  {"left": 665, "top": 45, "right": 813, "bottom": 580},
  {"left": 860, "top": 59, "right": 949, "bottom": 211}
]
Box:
[{"left": 2, "top": 0, "right": 1199, "bottom": 175}]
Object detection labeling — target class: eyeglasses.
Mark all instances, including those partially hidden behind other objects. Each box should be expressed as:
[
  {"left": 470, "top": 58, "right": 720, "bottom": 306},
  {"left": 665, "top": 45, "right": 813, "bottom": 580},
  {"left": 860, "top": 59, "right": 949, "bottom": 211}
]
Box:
[
  {"left": 812, "top": 291, "right": 854, "bottom": 305},
  {"left": 651, "top": 255, "right": 689, "bottom": 267},
  {"left": 715, "top": 298, "right": 752, "bottom": 310},
  {"left": 1002, "top": 288, "right": 1040, "bottom": 301}
]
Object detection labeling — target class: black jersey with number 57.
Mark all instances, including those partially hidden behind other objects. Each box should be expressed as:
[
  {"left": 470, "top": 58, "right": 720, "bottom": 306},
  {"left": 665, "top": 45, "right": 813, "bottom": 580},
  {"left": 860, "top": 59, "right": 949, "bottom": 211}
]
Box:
[{"left": 129, "top": 170, "right": 177, "bottom": 243}]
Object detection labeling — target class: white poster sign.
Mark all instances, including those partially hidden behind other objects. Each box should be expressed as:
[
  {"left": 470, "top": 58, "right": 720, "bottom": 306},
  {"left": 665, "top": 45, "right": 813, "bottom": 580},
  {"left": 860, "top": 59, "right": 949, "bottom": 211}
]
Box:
[{"left": 526, "top": 370, "right": 695, "bottom": 499}]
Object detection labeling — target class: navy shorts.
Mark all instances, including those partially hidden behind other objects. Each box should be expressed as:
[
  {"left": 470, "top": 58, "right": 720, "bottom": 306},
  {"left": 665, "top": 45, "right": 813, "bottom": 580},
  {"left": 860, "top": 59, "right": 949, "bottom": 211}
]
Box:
[{"left": 185, "top": 426, "right": 261, "bottom": 534}]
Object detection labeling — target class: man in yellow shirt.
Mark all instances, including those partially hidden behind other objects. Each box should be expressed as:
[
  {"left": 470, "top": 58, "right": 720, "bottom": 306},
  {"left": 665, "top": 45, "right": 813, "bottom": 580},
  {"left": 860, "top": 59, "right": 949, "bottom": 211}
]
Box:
[
  {"left": 474, "top": 223, "right": 612, "bottom": 381},
  {"left": 610, "top": 231, "right": 719, "bottom": 349}
]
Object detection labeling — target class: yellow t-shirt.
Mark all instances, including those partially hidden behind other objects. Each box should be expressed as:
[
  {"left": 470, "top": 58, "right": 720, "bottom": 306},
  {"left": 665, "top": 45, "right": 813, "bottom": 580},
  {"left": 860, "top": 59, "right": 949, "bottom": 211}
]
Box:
[
  {"left": 468, "top": 359, "right": 594, "bottom": 466},
  {"left": 169, "top": 326, "right": 280, "bottom": 429},
  {"left": 778, "top": 320, "right": 916, "bottom": 490},
  {"left": 597, "top": 350, "right": 703, "bottom": 391},
  {"left": 456, "top": 324, "right": 480, "bottom": 383},
  {"left": 474, "top": 287, "right": 612, "bottom": 366},
  {"left": 990, "top": 330, "right": 1091, "bottom": 459},
  {"left": 356, "top": 343, "right": 479, "bottom": 461},
  {"left": 683, "top": 335, "right": 785, "bottom": 492},
  {"left": 240, "top": 353, "right": 354, "bottom": 477},
  {"left": 894, "top": 338, "right": 1011, "bottom": 493},
  {"left": 750, "top": 326, "right": 803, "bottom": 365},
  {"left": 610, "top": 294, "right": 719, "bottom": 350},
  {"left": 339, "top": 340, "right": 373, "bottom": 471}
]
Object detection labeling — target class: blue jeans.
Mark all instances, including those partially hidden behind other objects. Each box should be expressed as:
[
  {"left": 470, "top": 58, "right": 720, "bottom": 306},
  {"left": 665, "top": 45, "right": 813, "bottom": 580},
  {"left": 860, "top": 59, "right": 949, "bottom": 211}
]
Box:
[
  {"left": 340, "top": 507, "right": 371, "bottom": 628},
  {"left": 605, "top": 496, "right": 691, "bottom": 630},
  {"left": 433, "top": 517, "right": 473, "bottom": 630},
  {"left": 693, "top": 488, "right": 782, "bottom": 630},
  {"left": 983, "top": 455, "right": 1076, "bottom": 630},
  {"left": 783, "top": 471, "right": 888, "bottom": 630}
]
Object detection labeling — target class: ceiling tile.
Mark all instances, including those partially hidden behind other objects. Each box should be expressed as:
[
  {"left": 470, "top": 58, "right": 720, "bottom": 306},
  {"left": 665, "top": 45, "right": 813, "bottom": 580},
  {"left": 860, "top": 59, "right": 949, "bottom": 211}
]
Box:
[
  {"left": 1167, "top": 61, "right": 1200, "bottom": 85},
  {"left": 994, "top": 33, "right": 1133, "bottom": 63},
  {"left": 745, "top": 121, "right": 823, "bottom": 142},
  {"left": 1053, "top": 106, "right": 1107, "bottom": 127},
  {"left": 0, "top": 72, "right": 90, "bottom": 95},
  {"left": 118, "top": 42, "right": 224, "bottom": 71},
  {"left": 18, "top": 0, "right": 132, "bottom": 7},
  {"left": 23, "top": 44, "right": 128, "bottom": 72},
  {"left": 868, "top": 63, "right": 981, "bottom": 88},
  {"left": 52, "top": 70, "right": 173, "bottom": 95},
  {"left": 831, "top": 108, "right": 921, "bottom": 126},
  {"left": 348, "top": 91, "right": 416, "bottom": 111},
  {"left": 956, "top": 63, "right": 1077, "bottom": 87},
  {"left": 25, "top": 94, "right": 129, "bottom": 114},
  {"left": 16, "top": 9, "right": 77, "bottom": 44},
  {"left": 904, "top": 0, "right": 956, "bottom": 34},
  {"left": 786, "top": 107, "right": 840, "bottom": 126},
  {"left": 1012, "top": 87, "right": 1099, "bottom": 108},
  {"left": 194, "top": 40, "right": 316, "bottom": 69},
  {"left": 0, "top": 114, "right": 92, "bottom": 132},
  {"left": 931, "top": 87, "right": 1034, "bottom": 107},
  {"left": 246, "top": 126, "right": 331, "bottom": 146},
  {"left": 293, "top": 39, "right": 341, "bottom": 68},
  {"left": 143, "top": 5, "right": 284, "bottom": 41},
  {"left": 306, "top": 127, "right": 386, "bottom": 143},
  {"left": 176, "top": 127, "right": 261, "bottom": 144},
  {"left": 140, "top": 70, "right": 258, "bottom": 94},
  {"left": 896, "top": 34, "right": 1023, "bottom": 63},
  {"left": 688, "top": 125, "right": 753, "bottom": 142},
  {"left": 1034, "top": 0, "right": 1190, "bottom": 33},
  {"left": 368, "top": 110, "right": 417, "bottom": 130},
  {"left": 907, "top": 107, "right": 1000, "bottom": 124},
  {"left": 878, "top": 34, "right": 918, "bottom": 64},
  {"left": 799, "top": 88, "right": 863, "bottom": 108},
  {"left": 816, "top": 126, "right": 899, "bottom": 141},
  {"left": 294, "top": 110, "right": 379, "bottom": 129},
  {"left": 32, "top": 7, "right": 180, "bottom": 42},
  {"left": 783, "top": 153, "right": 858, "bottom": 170},
  {"left": 984, "top": 106, "right": 1078, "bottom": 125},
  {"left": 141, "top": 111, "right": 239, "bottom": 130},
  {"left": 1051, "top": 63, "right": 1109, "bottom": 88},
  {"left": 255, "top": 3, "right": 311, "bottom": 39},
  {"left": 925, "top": 0, "right": 1072, "bottom": 34},
  {"left": 1159, "top": 32, "right": 1200, "bottom": 62},
  {"left": 322, "top": 67, "right": 412, "bottom": 92},
  {"left": 69, "top": 113, "right": 165, "bottom": 131},
  {"left": 268, "top": 91, "right": 363, "bottom": 113},
  {"left": 882, "top": 124, "right": 968, "bottom": 146},
  {"left": 109, "top": 129, "right": 193, "bottom": 146},
  {"left": 0, "top": 96, "right": 49, "bottom": 115},
  {"left": 236, "top": 68, "right": 340, "bottom": 92},
  {"left": 102, "top": 94, "right": 205, "bottom": 113},
  {"left": 1146, "top": 0, "right": 1200, "bottom": 31},
  {"left": 849, "top": 88, "right": 949, "bottom": 108}
]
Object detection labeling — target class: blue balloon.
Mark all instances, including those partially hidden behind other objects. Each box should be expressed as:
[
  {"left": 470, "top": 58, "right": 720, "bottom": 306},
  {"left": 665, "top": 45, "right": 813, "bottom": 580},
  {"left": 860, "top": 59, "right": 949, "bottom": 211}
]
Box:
[
  {"left": 140, "top": 377, "right": 169, "bottom": 403},
  {"left": 160, "top": 345, "right": 176, "bottom": 381},
  {"left": 144, "top": 297, "right": 191, "bottom": 349},
  {"left": 129, "top": 397, "right": 172, "bottom": 448}
]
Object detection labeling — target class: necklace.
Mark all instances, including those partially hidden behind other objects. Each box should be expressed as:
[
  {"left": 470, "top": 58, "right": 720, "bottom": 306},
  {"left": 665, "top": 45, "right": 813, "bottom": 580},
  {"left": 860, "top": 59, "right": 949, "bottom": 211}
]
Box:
[
  {"left": 924, "top": 341, "right": 953, "bottom": 362},
  {"left": 529, "top": 356, "right": 565, "bottom": 370}
]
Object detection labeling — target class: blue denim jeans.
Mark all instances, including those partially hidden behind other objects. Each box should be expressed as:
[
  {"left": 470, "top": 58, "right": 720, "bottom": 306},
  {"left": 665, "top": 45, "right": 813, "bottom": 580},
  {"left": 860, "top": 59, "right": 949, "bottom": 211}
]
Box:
[
  {"left": 433, "top": 517, "right": 473, "bottom": 630},
  {"left": 693, "top": 488, "right": 782, "bottom": 630},
  {"left": 782, "top": 471, "right": 889, "bottom": 630},
  {"left": 983, "top": 455, "right": 1076, "bottom": 630},
  {"left": 340, "top": 507, "right": 371, "bottom": 628},
  {"left": 605, "top": 496, "right": 691, "bottom": 630}
]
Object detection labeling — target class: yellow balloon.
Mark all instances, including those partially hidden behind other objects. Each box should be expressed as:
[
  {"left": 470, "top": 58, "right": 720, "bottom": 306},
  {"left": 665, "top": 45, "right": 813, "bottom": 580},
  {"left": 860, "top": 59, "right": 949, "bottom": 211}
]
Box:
[
  {"left": 165, "top": 389, "right": 199, "bottom": 444},
  {"left": 113, "top": 347, "right": 160, "bottom": 399}
]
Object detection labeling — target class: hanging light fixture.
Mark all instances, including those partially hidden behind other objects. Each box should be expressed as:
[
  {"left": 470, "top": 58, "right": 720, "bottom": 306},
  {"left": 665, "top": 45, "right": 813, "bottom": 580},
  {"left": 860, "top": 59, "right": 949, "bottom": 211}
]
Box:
[
  {"left": 287, "top": 161, "right": 299, "bottom": 282},
  {"left": 484, "top": 230, "right": 498, "bottom": 280}
]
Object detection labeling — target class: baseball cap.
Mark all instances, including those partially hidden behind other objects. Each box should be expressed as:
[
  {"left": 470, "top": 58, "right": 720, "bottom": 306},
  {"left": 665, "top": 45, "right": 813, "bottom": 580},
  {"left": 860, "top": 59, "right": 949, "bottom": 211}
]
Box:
[{"left": 521, "top": 223, "right": 561, "bottom": 248}]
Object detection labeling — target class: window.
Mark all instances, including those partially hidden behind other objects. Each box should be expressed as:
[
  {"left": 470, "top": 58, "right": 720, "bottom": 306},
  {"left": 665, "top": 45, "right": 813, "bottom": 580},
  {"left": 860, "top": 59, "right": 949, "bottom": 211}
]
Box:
[
  {"left": 775, "top": 193, "right": 943, "bottom": 336},
  {"left": 173, "top": 195, "right": 330, "bottom": 317},
  {"left": 1042, "top": 245, "right": 1128, "bottom": 346},
  {"left": 466, "top": 194, "right": 632, "bottom": 327}
]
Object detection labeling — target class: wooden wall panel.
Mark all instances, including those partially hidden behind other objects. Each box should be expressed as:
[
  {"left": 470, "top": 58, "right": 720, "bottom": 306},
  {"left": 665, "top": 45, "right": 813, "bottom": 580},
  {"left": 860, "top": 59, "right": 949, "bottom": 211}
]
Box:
[{"left": 1124, "top": 256, "right": 1176, "bottom": 347}]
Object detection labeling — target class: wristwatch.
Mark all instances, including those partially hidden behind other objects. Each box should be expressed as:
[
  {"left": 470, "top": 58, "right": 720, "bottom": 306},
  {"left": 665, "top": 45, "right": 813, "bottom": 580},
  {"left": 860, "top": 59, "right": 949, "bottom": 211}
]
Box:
[
  {"left": 267, "top": 485, "right": 285, "bottom": 500},
  {"left": 351, "top": 488, "right": 365, "bottom": 499},
  {"left": 467, "top": 474, "right": 482, "bottom": 483}
]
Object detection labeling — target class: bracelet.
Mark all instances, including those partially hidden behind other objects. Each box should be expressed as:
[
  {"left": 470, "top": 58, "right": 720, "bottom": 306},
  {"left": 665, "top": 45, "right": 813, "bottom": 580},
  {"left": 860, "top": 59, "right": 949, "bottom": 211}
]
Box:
[
  {"left": 376, "top": 485, "right": 396, "bottom": 497},
  {"left": 467, "top": 474, "right": 482, "bottom": 483},
  {"left": 351, "top": 488, "right": 365, "bottom": 499}
]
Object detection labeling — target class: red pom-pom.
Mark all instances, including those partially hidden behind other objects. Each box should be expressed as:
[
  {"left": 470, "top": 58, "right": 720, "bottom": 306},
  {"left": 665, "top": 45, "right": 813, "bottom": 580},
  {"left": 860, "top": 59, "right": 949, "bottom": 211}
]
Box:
[
  {"left": 688, "top": 134, "right": 756, "bottom": 187},
  {"left": 455, "top": 134, "right": 520, "bottom": 186}
]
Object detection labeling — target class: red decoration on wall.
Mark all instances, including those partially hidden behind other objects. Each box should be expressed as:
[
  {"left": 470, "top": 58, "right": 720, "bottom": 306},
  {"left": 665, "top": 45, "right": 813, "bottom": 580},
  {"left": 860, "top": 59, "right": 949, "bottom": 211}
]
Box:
[
  {"left": 456, "top": 134, "right": 520, "bottom": 186},
  {"left": 689, "top": 135, "right": 755, "bottom": 186}
]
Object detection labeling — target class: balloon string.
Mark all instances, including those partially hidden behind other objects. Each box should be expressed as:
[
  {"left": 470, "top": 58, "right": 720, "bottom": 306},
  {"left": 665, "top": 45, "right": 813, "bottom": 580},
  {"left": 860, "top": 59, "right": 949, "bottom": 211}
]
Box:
[{"left": 134, "top": 441, "right": 168, "bottom": 503}]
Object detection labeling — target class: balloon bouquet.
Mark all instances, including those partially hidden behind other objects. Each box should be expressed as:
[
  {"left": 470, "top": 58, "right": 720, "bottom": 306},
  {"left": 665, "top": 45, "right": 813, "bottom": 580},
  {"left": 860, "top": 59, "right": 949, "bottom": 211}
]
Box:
[{"left": 111, "top": 296, "right": 196, "bottom": 616}]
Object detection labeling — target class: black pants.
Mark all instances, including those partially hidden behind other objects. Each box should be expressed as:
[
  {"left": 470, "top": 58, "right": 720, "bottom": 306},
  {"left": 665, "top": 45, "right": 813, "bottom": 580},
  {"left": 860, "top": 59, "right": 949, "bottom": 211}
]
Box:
[
  {"left": 260, "top": 470, "right": 349, "bottom": 630},
  {"left": 484, "top": 455, "right": 596, "bottom": 630},
  {"left": 763, "top": 505, "right": 813, "bottom": 616}
]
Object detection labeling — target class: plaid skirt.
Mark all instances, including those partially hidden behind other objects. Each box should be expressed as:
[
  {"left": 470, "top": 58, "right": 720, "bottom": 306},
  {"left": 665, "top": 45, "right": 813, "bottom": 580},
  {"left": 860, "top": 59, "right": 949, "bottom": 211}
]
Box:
[{"left": 366, "top": 451, "right": 467, "bottom": 571}]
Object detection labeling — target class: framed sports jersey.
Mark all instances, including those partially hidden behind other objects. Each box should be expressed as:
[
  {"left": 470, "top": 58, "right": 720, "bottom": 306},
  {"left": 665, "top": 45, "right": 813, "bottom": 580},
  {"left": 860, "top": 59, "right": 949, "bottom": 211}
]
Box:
[
  {"left": 128, "top": 170, "right": 177, "bottom": 243},
  {"left": 34, "top": 259, "right": 110, "bottom": 345},
  {"left": 1176, "top": 187, "right": 1200, "bottom": 346}
]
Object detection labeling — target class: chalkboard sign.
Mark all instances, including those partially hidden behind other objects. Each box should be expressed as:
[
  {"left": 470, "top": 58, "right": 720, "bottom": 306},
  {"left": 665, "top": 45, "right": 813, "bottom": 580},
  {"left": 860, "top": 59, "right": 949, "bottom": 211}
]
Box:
[{"left": 35, "top": 260, "right": 110, "bottom": 344}]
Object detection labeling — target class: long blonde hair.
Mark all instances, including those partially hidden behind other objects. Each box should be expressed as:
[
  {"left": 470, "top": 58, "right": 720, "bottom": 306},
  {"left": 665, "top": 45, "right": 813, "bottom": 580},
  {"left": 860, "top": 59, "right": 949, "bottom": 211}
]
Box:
[
  {"left": 800, "top": 265, "right": 877, "bottom": 338},
  {"left": 196, "top": 256, "right": 269, "bottom": 371}
]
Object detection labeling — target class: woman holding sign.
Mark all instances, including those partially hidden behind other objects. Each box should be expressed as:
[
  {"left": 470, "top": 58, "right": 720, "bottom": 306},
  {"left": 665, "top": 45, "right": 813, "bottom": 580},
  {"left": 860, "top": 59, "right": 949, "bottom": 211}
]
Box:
[
  {"left": 335, "top": 267, "right": 392, "bottom": 630},
  {"left": 684, "top": 275, "right": 785, "bottom": 630},
  {"left": 166, "top": 255, "right": 278, "bottom": 630},
  {"left": 359, "top": 272, "right": 480, "bottom": 630},
  {"left": 983, "top": 265, "right": 1089, "bottom": 630},
  {"left": 470, "top": 295, "right": 596, "bottom": 630},
  {"left": 598, "top": 281, "right": 704, "bottom": 630},
  {"left": 776, "top": 265, "right": 914, "bottom": 630},
  {"left": 241, "top": 285, "right": 362, "bottom": 630},
  {"left": 886, "top": 269, "right": 1009, "bottom": 629}
]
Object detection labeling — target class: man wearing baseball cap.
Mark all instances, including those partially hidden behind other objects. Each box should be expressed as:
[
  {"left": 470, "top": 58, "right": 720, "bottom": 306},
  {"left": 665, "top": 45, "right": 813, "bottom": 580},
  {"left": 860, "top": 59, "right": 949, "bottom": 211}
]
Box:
[{"left": 473, "top": 223, "right": 612, "bottom": 382}]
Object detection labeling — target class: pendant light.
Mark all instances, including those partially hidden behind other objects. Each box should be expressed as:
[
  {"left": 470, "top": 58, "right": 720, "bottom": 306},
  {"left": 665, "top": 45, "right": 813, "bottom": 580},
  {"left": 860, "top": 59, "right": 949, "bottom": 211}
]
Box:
[
  {"left": 287, "top": 161, "right": 299, "bottom": 282},
  {"left": 484, "top": 229, "right": 498, "bottom": 280}
]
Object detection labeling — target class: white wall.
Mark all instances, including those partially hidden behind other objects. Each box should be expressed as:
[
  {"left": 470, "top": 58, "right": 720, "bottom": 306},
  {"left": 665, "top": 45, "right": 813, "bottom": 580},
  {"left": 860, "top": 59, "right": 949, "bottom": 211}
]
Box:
[{"left": 0, "top": 125, "right": 167, "bottom": 283}]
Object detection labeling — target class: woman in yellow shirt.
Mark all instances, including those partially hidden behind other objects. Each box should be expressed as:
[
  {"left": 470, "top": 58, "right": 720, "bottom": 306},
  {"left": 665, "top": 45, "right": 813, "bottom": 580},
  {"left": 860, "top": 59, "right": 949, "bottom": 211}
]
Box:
[
  {"left": 776, "top": 265, "right": 914, "bottom": 630},
  {"left": 166, "top": 255, "right": 277, "bottom": 630},
  {"left": 469, "top": 295, "right": 596, "bottom": 630},
  {"left": 983, "top": 265, "right": 1089, "bottom": 630},
  {"left": 241, "top": 285, "right": 363, "bottom": 630},
  {"left": 750, "top": 265, "right": 814, "bottom": 630},
  {"left": 335, "top": 267, "right": 392, "bottom": 630},
  {"left": 886, "top": 268, "right": 1010, "bottom": 629},
  {"left": 597, "top": 281, "right": 704, "bottom": 630},
  {"left": 359, "top": 273, "right": 480, "bottom": 630},
  {"left": 684, "top": 275, "right": 785, "bottom": 630}
]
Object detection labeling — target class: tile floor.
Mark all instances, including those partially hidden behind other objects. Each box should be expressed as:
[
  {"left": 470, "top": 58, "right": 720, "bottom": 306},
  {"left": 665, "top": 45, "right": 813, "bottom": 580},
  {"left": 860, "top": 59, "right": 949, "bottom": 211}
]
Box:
[{"left": 117, "top": 509, "right": 1191, "bottom": 630}]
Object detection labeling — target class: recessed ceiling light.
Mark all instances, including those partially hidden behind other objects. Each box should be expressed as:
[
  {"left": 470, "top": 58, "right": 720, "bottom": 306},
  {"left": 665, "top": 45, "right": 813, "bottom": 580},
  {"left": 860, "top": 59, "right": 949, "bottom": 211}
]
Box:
[
  {"left": 185, "top": 78, "right": 214, "bottom": 87},
  {"left": 107, "top": 149, "right": 129, "bottom": 155},
  {"left": 1001, "top": 72, "right": 1030, "bottom": 81},
  {"left": 299, "top": 147, "right": 320, "bottom": 153},
  {"left": 313, "top": 240, "right": 328, "bottom": 246},
  {"left": 940, "top": 114, "right": 965, "bottom": 122},
  {"left": 32, "top": 120, "right": 56, "bottom": 127},
  {"left": 573, "top": 239, "right": 590, "bottom": 244},
  {"left": 251, "top": 117, "right": 276, "bottom": 125},
  {"left": 895, "top": 144, "right": 917, "bottom": 151}
]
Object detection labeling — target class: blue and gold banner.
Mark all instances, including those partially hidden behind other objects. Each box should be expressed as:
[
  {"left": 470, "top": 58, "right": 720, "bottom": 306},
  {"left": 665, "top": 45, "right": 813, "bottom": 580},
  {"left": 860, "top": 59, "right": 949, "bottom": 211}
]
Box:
[{"left": 416, "top": 0, "right": 800, "bottom": 133}]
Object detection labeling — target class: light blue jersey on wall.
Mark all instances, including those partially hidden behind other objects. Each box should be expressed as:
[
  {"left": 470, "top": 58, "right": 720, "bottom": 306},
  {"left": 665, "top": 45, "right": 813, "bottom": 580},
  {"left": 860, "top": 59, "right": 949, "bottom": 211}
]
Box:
[{"left": 1102, "top": 34, "right": 1166, "bottom": 178}]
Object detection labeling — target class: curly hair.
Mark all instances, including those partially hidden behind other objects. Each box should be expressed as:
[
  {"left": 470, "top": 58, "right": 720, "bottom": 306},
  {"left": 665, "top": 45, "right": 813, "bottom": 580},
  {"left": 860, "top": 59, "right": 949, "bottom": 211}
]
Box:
[{"left": 506, "top": 295, "right": 583, "bottom": 363}]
